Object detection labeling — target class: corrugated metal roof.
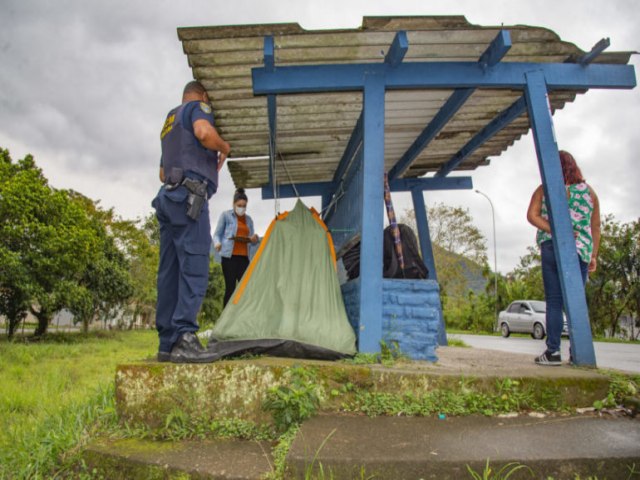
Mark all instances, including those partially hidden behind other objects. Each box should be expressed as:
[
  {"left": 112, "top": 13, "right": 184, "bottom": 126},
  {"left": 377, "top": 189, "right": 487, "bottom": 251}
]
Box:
[{"left": 177, "top": 16, "right": 632, "bottom": 189}]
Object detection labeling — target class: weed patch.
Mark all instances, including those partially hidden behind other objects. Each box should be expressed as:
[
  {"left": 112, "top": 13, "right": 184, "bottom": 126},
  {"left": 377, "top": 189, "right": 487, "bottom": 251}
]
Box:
[
  {"left": 263, "top": 366, "right": 322, "bottom": 432},
  {"left": 0, "top": 330, "right": 156, "bottom": 479},
  {"left": 593, "top": 372, "right": 639, "bottom": 411},
  {"left": 344, "top": 378, "right": 545, "bottom": 417},
  {"left": 466, "top": 459, "right": 533, "bottom": 479},
  {"left": 342, "top": 340, "right": 408, "bottom": 366}
]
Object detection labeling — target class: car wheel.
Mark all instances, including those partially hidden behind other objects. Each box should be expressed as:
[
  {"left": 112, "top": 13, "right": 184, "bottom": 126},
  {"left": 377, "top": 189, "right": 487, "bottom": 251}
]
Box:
[
  {"left": 532, "top": 322, "right": 545, "bottom": 340},
  {"left": 500, "top": 323, "right": 510, "bottom": 337}
]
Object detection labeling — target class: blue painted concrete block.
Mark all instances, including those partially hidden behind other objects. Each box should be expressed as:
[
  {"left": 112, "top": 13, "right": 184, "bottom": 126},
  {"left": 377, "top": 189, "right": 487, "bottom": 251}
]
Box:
[{"left": 341, "top": 278, "right": 442, "bottom": 362}]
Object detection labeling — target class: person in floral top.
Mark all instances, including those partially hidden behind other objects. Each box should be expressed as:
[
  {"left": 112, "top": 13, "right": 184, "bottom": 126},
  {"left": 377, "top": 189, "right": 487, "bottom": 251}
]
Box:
[{"left": 527, "top": 150, "right": 601, "bottom": 366}]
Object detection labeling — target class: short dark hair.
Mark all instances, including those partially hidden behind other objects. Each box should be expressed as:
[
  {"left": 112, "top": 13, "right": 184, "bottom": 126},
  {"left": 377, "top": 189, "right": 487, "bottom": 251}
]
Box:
[{"left": 183, "top": 80, "right": 206, "bottom": 97}]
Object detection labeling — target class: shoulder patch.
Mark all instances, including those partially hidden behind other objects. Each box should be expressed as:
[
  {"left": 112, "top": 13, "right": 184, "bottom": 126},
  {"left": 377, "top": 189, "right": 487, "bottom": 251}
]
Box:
[{"left": 199, "top": 102, "right": 212, "bottom": 114}]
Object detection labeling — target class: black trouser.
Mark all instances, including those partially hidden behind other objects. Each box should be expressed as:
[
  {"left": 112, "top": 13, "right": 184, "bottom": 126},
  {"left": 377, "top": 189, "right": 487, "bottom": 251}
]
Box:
[{"left": 221, "top": 255, "right": 250, "bottom": 307}]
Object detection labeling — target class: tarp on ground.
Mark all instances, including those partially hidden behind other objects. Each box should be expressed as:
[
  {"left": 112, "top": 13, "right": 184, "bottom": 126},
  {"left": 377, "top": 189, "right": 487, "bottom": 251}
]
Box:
[{"left": 207, "top": 200, "right": 357, "bottom": 360}]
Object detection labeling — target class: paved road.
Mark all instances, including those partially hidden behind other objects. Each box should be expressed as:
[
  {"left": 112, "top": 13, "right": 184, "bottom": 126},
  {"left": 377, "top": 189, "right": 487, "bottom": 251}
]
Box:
[{"left": 448, "top": 333, "right": 640, "bottom": 374}]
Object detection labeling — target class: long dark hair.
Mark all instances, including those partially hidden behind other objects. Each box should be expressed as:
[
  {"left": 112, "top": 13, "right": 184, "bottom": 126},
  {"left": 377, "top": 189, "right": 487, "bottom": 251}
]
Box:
[{"left": 559, "top": 150, "right": 585, "bottom": 185}]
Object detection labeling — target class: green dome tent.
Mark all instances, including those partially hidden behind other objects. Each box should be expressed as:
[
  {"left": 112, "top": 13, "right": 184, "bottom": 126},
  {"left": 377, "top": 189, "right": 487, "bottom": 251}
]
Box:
[{"left": 206, "top": 200, "right": 357, "bottom": 360}]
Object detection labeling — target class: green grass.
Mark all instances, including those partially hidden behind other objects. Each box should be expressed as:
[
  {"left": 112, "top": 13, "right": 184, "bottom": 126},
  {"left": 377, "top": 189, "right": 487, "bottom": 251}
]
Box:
[
  {"left": 446, "top": 337, "right": 470, "bottom": 348},
  {"left": 0, "top": 330, "right": 157, "bottom": 479},
  {"left": 446, "top": 328, "right": 502, "bottom": 337},
  {"left": 590, "top": 336, "right": 640, "bottom": 344},
  {"left": 447, "top": 328, "right": 536, "bottom": 339}
]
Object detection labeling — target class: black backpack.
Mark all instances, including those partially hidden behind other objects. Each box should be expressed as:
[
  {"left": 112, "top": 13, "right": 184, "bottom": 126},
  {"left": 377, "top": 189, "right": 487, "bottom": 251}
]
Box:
[{"left": 342, "top": 224, "right": 429, "bottom": 280}]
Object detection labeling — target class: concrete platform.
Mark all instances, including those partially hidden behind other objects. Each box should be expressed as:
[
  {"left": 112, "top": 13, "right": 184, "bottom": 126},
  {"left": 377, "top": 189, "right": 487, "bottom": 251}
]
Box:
[
  {"left": 86, "top": 347, "right": 640, "bottom": 479},
  {"left": 115, "top": 347, "right": 612, "bottom": 429},
  {"left": 288, "top": 414, "right": 640, "bottom": 479},
  {"left": 84, "top": 414, "right": 640, "bottom": 479},
  {"left": 84, "top": 437, "right": 273, "bottom": 480}
]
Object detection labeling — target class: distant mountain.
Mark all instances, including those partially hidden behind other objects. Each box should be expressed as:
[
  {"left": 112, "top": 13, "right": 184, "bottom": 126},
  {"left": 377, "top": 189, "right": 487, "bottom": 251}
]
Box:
[
  {"left": 460, "top": 257, "right": 488, "bottom": 294},
  {"left": 432, "top": 244, "right": 488, "bottom": 296}
]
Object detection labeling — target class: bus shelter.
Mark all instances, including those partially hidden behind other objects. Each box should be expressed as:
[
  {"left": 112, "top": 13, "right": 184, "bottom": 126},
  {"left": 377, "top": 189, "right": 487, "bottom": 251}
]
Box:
[{"left": 177, "top": 16, "right": 636, "bottom": 366}]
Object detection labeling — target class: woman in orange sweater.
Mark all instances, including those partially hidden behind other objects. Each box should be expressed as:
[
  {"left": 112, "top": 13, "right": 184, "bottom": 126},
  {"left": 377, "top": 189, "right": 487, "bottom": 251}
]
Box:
[{"left": 213, "top": 189, "right": 259, "bottom": 306}]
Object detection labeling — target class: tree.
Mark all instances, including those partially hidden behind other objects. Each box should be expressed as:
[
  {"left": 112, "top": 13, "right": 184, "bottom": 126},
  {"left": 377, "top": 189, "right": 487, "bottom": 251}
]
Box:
[
  {"left": 0, "top": 151, "right": 33, "bottom": 335},
  {"left": 94, "top": 212, "right": 158, "bottom": 330},
  {"left": 500, "top": 245, "right": 544, "bottom": 310},
  {"left": 120, "top": 214, "right": 159, "bottom": 329},
  {"left": 499, "top": 216, "right": 639, "bottom": 340},
  {"left": 0, "top": 150, "right": 100, "bottom": 335},
  {"left": 586, "top": 216, "right": 639, "bottom": 338},
  {"left": 198, "top": 260, "right": 225, "bottom": 328},
  {"left": 1, "top": 151, "right": 36, "bottom": 335},
  {"left": 29, "top": 189, "right": 103, "bottom": 335},
  {"left": 402, "top": 203, "right": 488, "bottom": 297},
  {"left": 0, "top": 148, "right": 134, "bottom": 337},
  {"left": 65, "top": 193, "right": 135, "bottom": 333},
  {"left": 402, "top": 203, "right": 489, "bottom": 330}
]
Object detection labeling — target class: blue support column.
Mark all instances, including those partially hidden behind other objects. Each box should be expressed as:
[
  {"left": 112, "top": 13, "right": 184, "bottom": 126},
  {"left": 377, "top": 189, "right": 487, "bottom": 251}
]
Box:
[
  {"left": 411, "top": 188, "right": 447, "bottom": 346},
  {"left": 524, "top": 69, "right": 596, "bottom": 367},
  {"left": 321, "top": 192, "right": 332, "bottom": 212},
  {"left": 358, "top": 71, "right": 385, "bottom": 354},
  {"left": 410, "top": 189, "right": 437, "bottom": 281},
  {"left": 263, "top": 36, "right": 277, "bottom": 190}
]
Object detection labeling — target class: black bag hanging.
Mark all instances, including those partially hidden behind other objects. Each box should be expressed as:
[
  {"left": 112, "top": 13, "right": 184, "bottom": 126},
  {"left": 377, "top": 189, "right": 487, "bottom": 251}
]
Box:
[{"left": 341, "top": 224, "right": 428, "bottom": 280}]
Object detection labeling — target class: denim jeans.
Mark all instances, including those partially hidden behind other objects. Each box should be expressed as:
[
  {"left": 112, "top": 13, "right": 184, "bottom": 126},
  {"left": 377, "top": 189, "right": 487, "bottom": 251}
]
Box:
[{"left": 540, "top": 240, "right": 588, "bottom": 353}]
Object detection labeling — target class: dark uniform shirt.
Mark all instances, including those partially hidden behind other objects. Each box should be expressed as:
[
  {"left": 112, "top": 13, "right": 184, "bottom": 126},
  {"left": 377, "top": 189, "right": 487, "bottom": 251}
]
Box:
[{"left": 160, "top": 100, "right": 219, "bottom": 196}]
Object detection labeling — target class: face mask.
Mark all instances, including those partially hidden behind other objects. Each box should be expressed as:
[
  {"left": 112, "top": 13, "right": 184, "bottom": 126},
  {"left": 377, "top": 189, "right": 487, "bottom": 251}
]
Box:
[{"left": 235, "top": 207, "right": 246, "bottom": 216}]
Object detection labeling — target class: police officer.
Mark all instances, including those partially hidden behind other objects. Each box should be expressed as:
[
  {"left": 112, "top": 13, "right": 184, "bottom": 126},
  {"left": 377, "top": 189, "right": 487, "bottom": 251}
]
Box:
[{"left": 153, "top": 81, "right": 230, "bottom": 363}]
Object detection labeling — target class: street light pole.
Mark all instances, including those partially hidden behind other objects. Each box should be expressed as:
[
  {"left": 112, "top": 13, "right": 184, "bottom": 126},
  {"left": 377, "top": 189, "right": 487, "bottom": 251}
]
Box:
[{"left": 475, "top": 189, "right": 498, "bottom": 327}]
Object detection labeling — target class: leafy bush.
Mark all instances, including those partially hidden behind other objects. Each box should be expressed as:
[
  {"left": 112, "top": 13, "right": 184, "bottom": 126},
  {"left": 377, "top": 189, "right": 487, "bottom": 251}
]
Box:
[{"left": 263, "top": 367, "right": 321, "bottom": 432}]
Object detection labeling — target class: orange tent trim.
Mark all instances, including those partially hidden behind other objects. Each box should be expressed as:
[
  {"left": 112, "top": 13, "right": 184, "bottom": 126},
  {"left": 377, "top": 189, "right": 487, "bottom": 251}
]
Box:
[
  {"left": 232, "top": 212, "right": 288, "bottom": 305},
  {"left": 232, "top": 208, "right": 338, "bottom": 305},
  {"left": 310, "top": 207, "right": 337, "bottom": 270}
]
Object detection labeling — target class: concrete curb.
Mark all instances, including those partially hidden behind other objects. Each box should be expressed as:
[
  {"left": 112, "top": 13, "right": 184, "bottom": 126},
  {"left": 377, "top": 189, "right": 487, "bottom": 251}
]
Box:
[{"left": 287, "top": 414, "right": 640, "bottom": 479}]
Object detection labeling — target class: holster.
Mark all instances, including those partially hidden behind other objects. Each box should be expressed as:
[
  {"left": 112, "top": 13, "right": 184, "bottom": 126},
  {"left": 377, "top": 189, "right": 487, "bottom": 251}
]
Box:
[{"left": 182, "top": 178, "right": 208, "bottom": 220}]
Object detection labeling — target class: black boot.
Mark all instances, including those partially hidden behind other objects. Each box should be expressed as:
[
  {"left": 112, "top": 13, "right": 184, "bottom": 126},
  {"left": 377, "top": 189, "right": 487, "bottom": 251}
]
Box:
[
  {"left": 169, "top": 332, "right": 216, "bottom": 363},
  {"left": 157, "top": 351, "right": 171, "bottom": 362}
]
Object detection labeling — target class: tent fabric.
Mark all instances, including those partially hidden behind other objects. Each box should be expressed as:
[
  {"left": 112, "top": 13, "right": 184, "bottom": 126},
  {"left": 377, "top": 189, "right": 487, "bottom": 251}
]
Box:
[{"left": 209, "top": 200, "right": 357, "bottom": 358}]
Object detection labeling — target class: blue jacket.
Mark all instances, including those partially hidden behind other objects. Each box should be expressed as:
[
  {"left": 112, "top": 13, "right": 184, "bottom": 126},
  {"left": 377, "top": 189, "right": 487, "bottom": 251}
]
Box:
[{"left": 213, "top": 210, "right": 259, "bottom": 260}]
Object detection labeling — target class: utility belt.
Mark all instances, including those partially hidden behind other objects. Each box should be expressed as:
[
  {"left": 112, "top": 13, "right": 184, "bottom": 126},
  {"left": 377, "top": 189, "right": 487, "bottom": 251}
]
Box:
[{"left": 165, "top": 176, "right": 208, "bottom": 220}]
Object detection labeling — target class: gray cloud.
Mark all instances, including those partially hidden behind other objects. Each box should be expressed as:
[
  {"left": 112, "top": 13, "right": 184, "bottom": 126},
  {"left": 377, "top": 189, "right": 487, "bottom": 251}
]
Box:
[{"left": 1, "top": 0, "right": 637, "bottom": 272}]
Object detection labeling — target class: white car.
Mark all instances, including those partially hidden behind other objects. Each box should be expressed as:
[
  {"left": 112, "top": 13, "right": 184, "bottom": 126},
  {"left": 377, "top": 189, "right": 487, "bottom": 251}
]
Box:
[{"left": 498, "top": 300, "right": 568, "bottom": 339}]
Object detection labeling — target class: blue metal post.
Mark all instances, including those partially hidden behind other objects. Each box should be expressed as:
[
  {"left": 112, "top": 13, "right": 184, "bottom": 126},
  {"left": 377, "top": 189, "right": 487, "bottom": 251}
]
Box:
[
  {"left": 524, "top": 69, "right": 596, "bottom": 367},
  {"left": 411, "top": 187, "right": 447, "bottom": 346},
  {"left": 321, "top": 192, "right": 331, "bottom": 212},
  {"left": 384, "top": 31, "right": 408, "bottom": 67},
  {"left": 410, "top": 188, "right": 437, "bottom": 281},
  {"left": 252, "top": 62, "right": 636, "bottom": 94},
  {"left": 262, "top": 177, "right": 473, "bottom": 200},
  {"left": 358, "top": 71, "right": 385, "bottom": 354},
  {"left": 263, "top": 36, "right": 277, "bottom": 190}
]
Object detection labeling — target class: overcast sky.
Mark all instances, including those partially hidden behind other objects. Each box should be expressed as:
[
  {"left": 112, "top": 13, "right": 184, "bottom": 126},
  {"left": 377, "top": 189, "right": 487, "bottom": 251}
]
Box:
[{"left": 1, "top": 0, "right": 638, "bottom": 273}]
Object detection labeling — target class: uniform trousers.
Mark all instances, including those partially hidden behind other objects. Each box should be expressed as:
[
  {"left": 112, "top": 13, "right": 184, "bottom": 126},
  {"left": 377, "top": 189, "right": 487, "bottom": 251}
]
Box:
[{"left": 152, "top": 185, "right": 211, "bottom": 353}]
